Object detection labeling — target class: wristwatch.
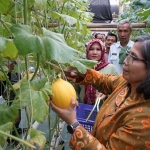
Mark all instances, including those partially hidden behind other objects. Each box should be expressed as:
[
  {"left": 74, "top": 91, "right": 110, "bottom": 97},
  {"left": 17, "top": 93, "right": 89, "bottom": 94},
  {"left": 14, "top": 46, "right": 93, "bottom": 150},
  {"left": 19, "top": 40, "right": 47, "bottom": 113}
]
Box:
[{"left": 67, "top": 122, "right": 80, "bottom": 134}]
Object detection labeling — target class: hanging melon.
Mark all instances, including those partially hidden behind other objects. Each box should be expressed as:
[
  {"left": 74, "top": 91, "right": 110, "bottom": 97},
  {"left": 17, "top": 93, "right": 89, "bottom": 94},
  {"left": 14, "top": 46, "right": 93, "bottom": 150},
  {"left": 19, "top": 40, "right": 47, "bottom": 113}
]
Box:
[{"left": 51, "top": 78, "right": 77, "bottom": 109}]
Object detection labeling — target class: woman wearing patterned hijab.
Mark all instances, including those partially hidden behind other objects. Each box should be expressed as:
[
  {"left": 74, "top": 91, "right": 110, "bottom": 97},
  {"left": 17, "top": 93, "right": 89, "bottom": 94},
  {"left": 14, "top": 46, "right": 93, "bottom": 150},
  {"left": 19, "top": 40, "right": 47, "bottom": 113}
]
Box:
[{"left": 74, "top": 38, "right": 119, "bottom": 104}]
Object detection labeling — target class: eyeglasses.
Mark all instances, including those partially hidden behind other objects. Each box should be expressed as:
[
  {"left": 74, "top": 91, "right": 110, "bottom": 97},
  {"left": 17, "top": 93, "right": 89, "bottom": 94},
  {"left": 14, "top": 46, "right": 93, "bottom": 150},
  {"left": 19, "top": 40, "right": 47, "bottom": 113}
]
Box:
[{"left": 125, "top": 50, "right": 149, "bottom": 64}]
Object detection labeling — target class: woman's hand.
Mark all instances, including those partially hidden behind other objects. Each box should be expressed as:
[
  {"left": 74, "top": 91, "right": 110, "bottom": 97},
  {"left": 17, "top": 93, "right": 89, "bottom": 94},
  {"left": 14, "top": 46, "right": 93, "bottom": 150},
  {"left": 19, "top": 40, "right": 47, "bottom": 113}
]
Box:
[
  {"left": 6, "top": 61, "right": 15, "bottom": 73},
  {"left": 50, "top": 98, "right": 78, "bottom": 125},
  {"left": 96, "top": 93, "right": 107, "bottom": 100},
  {"left": 63, "top": 66, "right": 86, "bottom": 82}
]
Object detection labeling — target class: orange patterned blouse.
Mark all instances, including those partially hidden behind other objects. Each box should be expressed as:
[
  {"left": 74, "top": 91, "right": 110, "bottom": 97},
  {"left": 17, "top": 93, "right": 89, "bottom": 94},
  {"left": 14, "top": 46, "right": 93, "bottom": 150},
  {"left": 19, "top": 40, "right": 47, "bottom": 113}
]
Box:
[{"left": 69, "top": 69, "right": 150, "bottom": 150}]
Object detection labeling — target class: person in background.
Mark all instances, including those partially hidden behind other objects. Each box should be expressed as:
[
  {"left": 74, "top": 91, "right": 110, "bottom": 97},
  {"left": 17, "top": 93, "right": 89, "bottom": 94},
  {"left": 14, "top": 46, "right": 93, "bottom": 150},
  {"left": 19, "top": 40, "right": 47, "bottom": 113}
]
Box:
[
  {"left": 0, "top": 61, "right": 21, "bottom": 145},
  {"left": 105, "top": 32, "right": 118, "bottom": 61},
  {"left": 74, "top": 38, "right": 119, "bottom": 105},
  {"left": 95, "top": 33, "right": 103, "bottom": 42},
  {"left": 51, "top": 35, "right": 150, "bottom": 150},
  {"left": 95, "top": 33, "right": 106, "bottom": 43},
  {"left": 108, "top": 19, "right": 134, "bottom": 73},
  {"left": 101, "top": 33, "right": 106, "bottom": 43},
  {"left": 92, "top": 32, "right": 96, "bottom": 38},
  {"left": 0, "top": 61, "right": 15, "bottom": 96}
]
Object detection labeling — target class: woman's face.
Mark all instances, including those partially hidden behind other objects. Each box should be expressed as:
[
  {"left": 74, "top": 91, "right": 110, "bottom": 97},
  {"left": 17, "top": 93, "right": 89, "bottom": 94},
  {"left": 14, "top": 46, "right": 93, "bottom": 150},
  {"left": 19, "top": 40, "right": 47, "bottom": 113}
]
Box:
[
  {"left": 123, "top": 42, "right": 148, "bottom": 85},
  {"left": 87, "top": 43, "right": 102, "bottom": 61}
]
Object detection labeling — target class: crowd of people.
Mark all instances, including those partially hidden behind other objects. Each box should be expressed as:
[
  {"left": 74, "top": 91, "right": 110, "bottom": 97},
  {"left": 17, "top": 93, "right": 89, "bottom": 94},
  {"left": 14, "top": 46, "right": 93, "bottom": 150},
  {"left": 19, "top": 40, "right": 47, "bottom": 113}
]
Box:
[
  {"left": 94, "top": 19, "right": 134, "bottom": 74},
  {"left": 51, "top": 19, "right": 150, "bottom": 150},
  {"left": 74, "top": 19, "right": 134, "bottom": 104}
]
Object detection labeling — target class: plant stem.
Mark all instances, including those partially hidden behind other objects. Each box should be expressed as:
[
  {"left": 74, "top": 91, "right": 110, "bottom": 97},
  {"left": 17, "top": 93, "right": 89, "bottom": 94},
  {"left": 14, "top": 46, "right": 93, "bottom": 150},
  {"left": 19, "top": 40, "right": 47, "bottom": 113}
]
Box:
[
  {"left": 30, "top": 54, "right": 40, "bottom": 81},
  {"left": 61, "top": 24, "right": 66, "bottom": 34},
  {"left": 0, "top": 130, "right": 36, "bottom": 149},
  {"left": 40, "top": 65, "right": 47, "bottom": 77},
  {"left": 24, "top": 107, "right": 30, "bottom": 139},
  {"left": 34, "top": 10, "right": 43, "bottom": 35},
  {"left": 0, "top": 20, "right": 14, "bottom": 37},
  {"left": 44, "top": 10, "right": 48, "bottom": 29},
  {"left": 0, "top": 65, "right": 16, "bottom": 95},
  {"left": 50, "top": 116, "right": 59, "bottom": 131},
  {"left": 23, "top": 0, "right": 28, "bottom": 24},
  {"left": 24, "top": 56, "right": 29, "bottom": 80},
  {"left": 60, "top": 1, "right": 65, "bottom": 14},
  {"left": 48, "top": 107, "right": 51, "bottom": 149},
  {"left": 13, "top": 124, "right": 20, "bottom": 138}
]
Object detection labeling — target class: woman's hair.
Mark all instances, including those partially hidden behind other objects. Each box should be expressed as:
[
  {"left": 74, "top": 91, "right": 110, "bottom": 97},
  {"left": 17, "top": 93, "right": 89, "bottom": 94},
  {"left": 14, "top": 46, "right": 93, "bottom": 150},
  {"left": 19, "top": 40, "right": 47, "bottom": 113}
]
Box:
[
  {"left": 135, "top": 35, "right": 150, "bottom": 99},
  {"left": 94, "top": 33, "right": 102, "bottom": 38}
]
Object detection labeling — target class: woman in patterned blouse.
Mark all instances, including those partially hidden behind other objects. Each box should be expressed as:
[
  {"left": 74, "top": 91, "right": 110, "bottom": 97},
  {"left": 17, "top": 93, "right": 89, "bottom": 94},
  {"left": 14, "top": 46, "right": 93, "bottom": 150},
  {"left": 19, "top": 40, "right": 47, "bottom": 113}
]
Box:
[{"left": 50, "top": 35, "right": 150, "bottom": 150}]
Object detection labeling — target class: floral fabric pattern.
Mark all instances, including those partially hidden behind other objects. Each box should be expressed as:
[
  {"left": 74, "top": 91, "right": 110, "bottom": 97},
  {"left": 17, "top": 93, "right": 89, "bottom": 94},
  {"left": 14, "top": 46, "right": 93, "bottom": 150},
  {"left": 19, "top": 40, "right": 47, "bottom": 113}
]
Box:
[{"left": 69, "top": 69, "right": 150, "bottom": 150}]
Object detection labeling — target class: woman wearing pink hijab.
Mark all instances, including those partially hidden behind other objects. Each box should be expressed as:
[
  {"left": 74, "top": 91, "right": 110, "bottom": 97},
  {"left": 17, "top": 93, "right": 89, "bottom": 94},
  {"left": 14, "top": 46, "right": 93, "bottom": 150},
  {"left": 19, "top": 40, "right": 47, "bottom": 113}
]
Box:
[{"left": 74, "top": 38, "right": 119, "bottom": 104}]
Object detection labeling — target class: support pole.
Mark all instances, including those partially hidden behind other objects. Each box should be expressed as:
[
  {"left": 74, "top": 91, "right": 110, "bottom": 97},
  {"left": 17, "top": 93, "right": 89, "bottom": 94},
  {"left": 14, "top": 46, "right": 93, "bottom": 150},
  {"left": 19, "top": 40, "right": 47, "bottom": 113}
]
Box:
[
  {"left": 87, "top": 23, "right": 146, "bottom": 28},
  {"left": 48, "top": 22, "right": 146, "bottom": 29},
  {"left": 48, "top": 22, "right": 146, "bottom": 32}
]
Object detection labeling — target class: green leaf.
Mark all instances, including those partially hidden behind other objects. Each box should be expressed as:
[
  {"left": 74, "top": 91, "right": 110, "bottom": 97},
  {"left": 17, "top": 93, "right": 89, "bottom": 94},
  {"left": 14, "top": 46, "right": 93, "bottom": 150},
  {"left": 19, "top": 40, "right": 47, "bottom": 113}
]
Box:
[
  {"left": 27, "top": 0, "right": 35, "bottom": 8},
  {"left": 34, "top": 0, "right": 47, "bottom": 10},
  {"left": 137, "top": 8, "right": 150, "bottom": 20},
  {"left": 6, "top": 0, "right": 34, "bottom": 18},
  {"left": 18, "top": 78, "right": 52, "bottom": 122},
  {"left": 42, "top": 37, "right": 80, "bottom": 63},
  {"left": 146, "top": 16, "right": 150, "bottom": 27},
  {"left": 140, "top": 0, "right": 150, "bottom": 7},
  {"left": 0, "top": 56, "right": 3, "bottom": 62},
  {"left": 70, "top": 59, "right": 97, "bottom": 74},
  {"left": 0, "top": 64, "right": 9, "bottom": 73},
  {"left": 0, "top": 22, "right": 12, "bottom": 37},
  {"left": 31, "top": 78, "right": 47, "bottom": 91},
  {"left": 10, "top": 24, "right": 43, "bottom": 55},
  {"left": 52, "top": 11, "right": 77, "bottom": 26},
  {"left": 0, "top": 71, "right": 6, "bottom": 81},
  {"left": 43, "top": 28, "right": 66, "bottom": 44},
  {"left": 0, "top": 38, "right": 7, "bottom": 51},
  {"left": 10, "top": 23, "right": 32, "bottom": 35},
  {"left": 0, "top": 105, "right": 19, "bottom": 125},
  {"left": 76, "top": 21, "right": 88, "bottom": 36},
  {"left": 81, "top": 23, "right": 88, "bottom": 36},
  {"left": 70, "top": 60, "right": 87, "bottom": 73},
  {"left": 28, "top": 128, "right": 46, "bottom": 150},
  {"left": 7, "top": 0, "right": 23, "bottom": 18},
  {"left": 0, "top": 122, "right": 13, "bottom": 145},
  {"left": 0, "top": 0, "right": 11, "bottom": 14},
  {"left": 121, "top": 12, "right": 128, "bottom": 19},
  {"left": 119, "top": 46, "right": 131, "bottom": 64},
  {"left": 78, "top": 59, "right": 98, "bottom": 68},
  {"left": 0, "top": 146, "right": 4, "bottom": 150},
  {"left": 0, "top": 39, "right": 18, "bottom": 60}
]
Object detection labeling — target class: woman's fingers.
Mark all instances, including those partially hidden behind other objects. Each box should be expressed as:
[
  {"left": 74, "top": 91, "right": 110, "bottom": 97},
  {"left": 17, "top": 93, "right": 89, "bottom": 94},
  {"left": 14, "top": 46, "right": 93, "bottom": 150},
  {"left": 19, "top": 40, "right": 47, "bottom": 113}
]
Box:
[
  {"left": 101, "top": 94, "right": 107, "bottom": 99},
  {"left": 70, "top": 98, "right": 77, "bottom": 107},
  {"left": 50, "top": 98, "right": 78, "bottom": 112},
  {"left": 50, "top": 101, "right": 61, "bottom": 113},
  {"left": 50, "top": 99, "right": 78, "bottom": 124}
]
